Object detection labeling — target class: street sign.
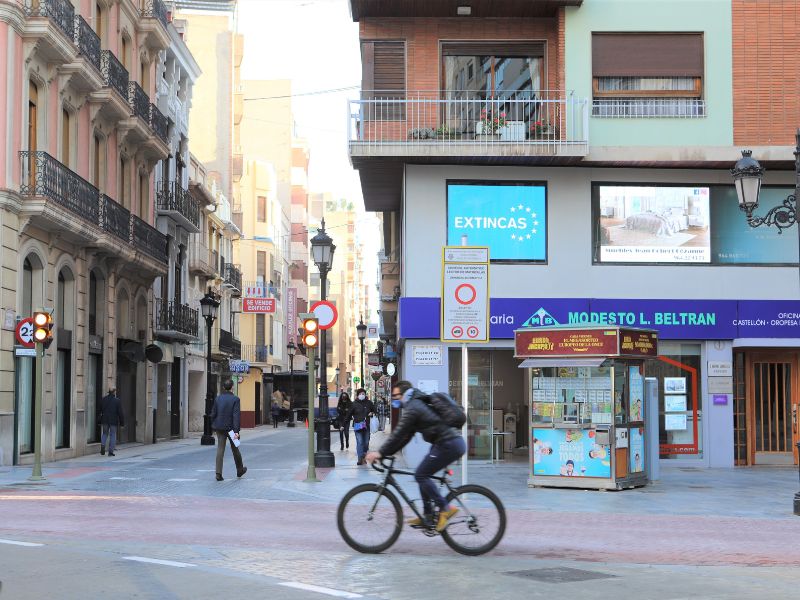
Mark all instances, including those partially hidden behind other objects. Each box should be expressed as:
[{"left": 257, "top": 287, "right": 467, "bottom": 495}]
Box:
[
  {"left": 15, "top": 347, "right": 36, "bottom": 357},
  {"left": 242, "top": 298, "right": 276, "bottom": 313},
  {"left": 287, "top": 287, "right": 297, "bottom": 343},
  {"left": 440, "top": 246, "right": 489, "bottom": 343},
  {"left": 228, "top": 360, "right": 250, "bottom": 373},
  {"left": 353, "top": 376, "right": 360, "bottom": 384},
  {"left": 386, "top": 363, "right": 396, "bottom": 376},
  {"left": 15, "top": 318, "right": 34, "bottom": 348},
  {"left": 310, "top": 300, "right": 338, "bottom": 330}
]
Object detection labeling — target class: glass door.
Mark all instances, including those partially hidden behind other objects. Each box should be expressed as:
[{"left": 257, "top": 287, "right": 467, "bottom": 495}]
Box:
[{"left": 449, "top": 349, "right": 492, "bottom": 460}]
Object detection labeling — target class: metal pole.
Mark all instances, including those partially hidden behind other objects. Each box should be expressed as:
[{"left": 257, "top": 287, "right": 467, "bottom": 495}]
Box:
[
  {"left": 461, "top": 342, "right": 468, "bottom": 486},
  {"left": 29, "top": 341, "right": 45, "bottom": 481},
  {"left": 314, "top": 268, "right": 334, "bottom": 468},
  {"left": 360, "top": 338, "right": 365, "bottom": 386},
  {"left": 201, "top": 316, "right": 215, "bottom": 445},
  {"left": 287, "top": 353, "right": 296, "bottom": 427},
  {"left": 305, "top": 346, "right": 319, "bottom": 482}
]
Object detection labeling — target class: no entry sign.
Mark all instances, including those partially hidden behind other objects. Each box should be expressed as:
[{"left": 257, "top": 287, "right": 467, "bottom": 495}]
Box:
[
  {"left": 310, "top": 300, "right": 338, "bottom": 330},
  {"left": 440, "top": 246, "right": 489, "bottom": 343}
]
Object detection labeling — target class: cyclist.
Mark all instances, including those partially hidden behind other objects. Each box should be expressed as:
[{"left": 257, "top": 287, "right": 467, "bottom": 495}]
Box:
[{"left": 365, "top": 380, "right": 466, "bottom": 532}]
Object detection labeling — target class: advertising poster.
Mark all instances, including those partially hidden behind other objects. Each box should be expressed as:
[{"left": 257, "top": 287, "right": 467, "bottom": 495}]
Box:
[
  {"left": 597, "top": 185, "right": 711, "bottom": 263},
  {"left": 664, "top": 377, "right": 687, "bottom": 394},
  {"left": 532, "top": 428, "right": 611, "bottom": 478},
  {"left": 447, "top": 182, "right": 547, "bottom": 262},
  {"left": 665, "top": 414, "right": 688, "bottom": 430},
  {"left": 665, "top": 395, "right": 687, "bottom": 412},
  {"left": 628, "top": 366, "right": 644, "bottom": 422},
  {"left": 629, "top": 427, "right": 645, "bottom": 473}
]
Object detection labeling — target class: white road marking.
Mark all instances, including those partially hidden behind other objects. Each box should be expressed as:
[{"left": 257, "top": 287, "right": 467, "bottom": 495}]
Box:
[
  {"left": 123, "top": 556, "right": 196, "bottom": 568},
  {"left": 0, "top": 538, "right": 43, "bottom": 547},
  {"left": 145, "top": 467, "right": 174, "bottom": 471},
  {"left": 249, "top": 468, "right": 273, "bottom": 471},
  {"left": 278, "top": 582, "right": 362, "bottom": 598},
  {"left": 196, "top": 469, "right": 215, "bottom": 472},
  {"left": 167, "top": 478, "right": 198, "bottom": 482},
  {"left": 109, "top": 477, "right": 140, "bottom": 480}
]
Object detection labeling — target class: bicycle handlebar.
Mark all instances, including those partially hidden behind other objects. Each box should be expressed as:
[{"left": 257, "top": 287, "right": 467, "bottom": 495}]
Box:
[{"left": 370, "top": 455, "right": 396, "bottom": 473}]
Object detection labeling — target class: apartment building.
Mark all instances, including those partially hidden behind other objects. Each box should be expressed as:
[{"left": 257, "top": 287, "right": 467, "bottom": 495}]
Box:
[{"left": 348, "top": 0, "right": 800, "bottom": 467}]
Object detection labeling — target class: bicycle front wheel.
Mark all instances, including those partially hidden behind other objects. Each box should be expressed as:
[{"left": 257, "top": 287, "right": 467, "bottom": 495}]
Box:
[
  {"left": 440, "top": 484, "right": 506, "bottom": 556},
  {"left": 337, "top": 484, "right": 403, "bottom": 554}
]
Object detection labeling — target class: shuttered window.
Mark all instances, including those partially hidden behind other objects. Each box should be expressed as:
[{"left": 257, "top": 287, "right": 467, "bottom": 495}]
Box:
[{"left": 362, "top": 40, "right": 405, "bottom": 120}]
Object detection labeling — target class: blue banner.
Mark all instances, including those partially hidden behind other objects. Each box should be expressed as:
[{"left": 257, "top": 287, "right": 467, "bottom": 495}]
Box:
[{"left": 399, "top": 296, "right": 800, "bottom": 340}]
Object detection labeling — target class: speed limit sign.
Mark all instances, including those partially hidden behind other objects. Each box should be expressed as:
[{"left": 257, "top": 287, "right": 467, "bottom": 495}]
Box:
[{"left": 15, "top": 318, "right": 35, "bottom": 348}]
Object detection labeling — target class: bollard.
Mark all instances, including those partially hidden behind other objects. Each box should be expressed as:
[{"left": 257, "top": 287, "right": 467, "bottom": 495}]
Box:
[{"left": 795, "top": 441, "right": 800, "bottom": 516}]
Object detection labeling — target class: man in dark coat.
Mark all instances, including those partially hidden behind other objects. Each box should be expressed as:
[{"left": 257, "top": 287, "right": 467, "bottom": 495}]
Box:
[
  {"left": 99, "top": 388, "right": 124, "bottom": 456},
  {"left": 211, "top": 378, "right": 247, "bottom": 481}
]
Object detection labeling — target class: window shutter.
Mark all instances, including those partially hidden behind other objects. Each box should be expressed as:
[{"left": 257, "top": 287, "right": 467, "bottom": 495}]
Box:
[
  {"left": 441, "top": 41, "right": 545, "bottom": 57},
  {"left": 362, "top": 40, "right": 405, "bottom": 120},
  {"left": 592, "top": 33, "right": 704, "bottom": 77}
]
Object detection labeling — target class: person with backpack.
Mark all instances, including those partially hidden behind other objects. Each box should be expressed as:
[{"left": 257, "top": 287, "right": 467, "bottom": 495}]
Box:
[
  {"left": 346, "top": 388, "right": 374, "bottom": 465},
  {"left": 365, "top": 380, "right": 466, "bottom": 532}
]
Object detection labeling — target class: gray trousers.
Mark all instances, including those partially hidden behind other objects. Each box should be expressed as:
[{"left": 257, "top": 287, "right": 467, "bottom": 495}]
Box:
[{"left": 215, "top": 431, "right": 244, "bottom": 475}]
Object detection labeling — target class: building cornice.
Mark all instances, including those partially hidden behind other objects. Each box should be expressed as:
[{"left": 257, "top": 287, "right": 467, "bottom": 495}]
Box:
[{"left": 0, "top": 1, "right": 26, "bottom": 35}]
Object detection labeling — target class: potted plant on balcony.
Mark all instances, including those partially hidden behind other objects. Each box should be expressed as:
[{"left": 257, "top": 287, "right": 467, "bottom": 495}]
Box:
[
  {"left": 475, "top": 108, "right": 506, "bottom": 141},
  {"left": 529, "top": 120, "right": 558, "bottom": 140}
]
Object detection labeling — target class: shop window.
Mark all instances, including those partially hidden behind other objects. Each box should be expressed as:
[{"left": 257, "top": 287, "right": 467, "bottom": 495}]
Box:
[{"left": 591, "top": 33, "right": 705, "bottom": 117}]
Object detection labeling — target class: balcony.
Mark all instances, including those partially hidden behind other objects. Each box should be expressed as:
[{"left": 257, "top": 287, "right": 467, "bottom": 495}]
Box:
[
  {"left": 66, "top": 15, "right": 103, "bottom": 90},
  {"left": 100, "top": 194, "right": 131, "bottom": 242},
  {"left": 213, "top": 328, "right": 241, "bottom": 359},
  {"left": 156, "top": 181, "right": 200, "bottom": 232},
  {"left": 232, "top": 152, "right": 243, "bottom": 182},
  {"left": 189, "top": 242, "right": 218, "bottom": 278},
  {"left": 241, "top": 344, "right": 269, "bottom": 364},
  {"left": 120, "top": 82, "right": 168, "bottom": 158},
  {"left": 92, "top": 50, "right": 130, "bottom": 121},
  {"left": 154, "top": 298, "right": 199, "bottom": 341},
  {"left": 20, "top": 0, "right": 76, "bottom": 63},
  {"left": 223, "top": 263, "right": 242, "bottom": 296},
  {"left": 129, "top": 81, "right": 150, "bottom": 123},
  {"left": 131, "top": 214, "right": 168, "bottom": 264},
  {"left": 19, "top": 151, "right": 99, "bottom": 241},
  {"left": 139, "top": 0, "right": 171, "bottom": 51},
  {"left": 149, "top": 103, "right": 170, "bottom": 144}
]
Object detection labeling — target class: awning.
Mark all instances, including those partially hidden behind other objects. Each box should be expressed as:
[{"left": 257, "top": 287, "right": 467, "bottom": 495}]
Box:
[{"left": 518, "top": 358, "right": 608, "bottom": 369}]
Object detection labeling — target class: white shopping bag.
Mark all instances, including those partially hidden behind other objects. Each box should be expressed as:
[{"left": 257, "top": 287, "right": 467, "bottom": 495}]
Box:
[{"left": 370, "top": 416, "right": 380, "bottom": 433}]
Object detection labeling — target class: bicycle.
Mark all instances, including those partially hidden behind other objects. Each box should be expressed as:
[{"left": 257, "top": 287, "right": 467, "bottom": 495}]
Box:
[{"left": 336, "top": 455, "right": 506, "bottom": 556}]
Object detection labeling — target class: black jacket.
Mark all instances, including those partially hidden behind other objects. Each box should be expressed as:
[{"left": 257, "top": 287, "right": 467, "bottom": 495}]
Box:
[
  {"left": 379, "top": 390, "right": 459, "bottom": 456},
  {"left": 346, "top": 398, "right": 374, "bottom": 426},
  {"left": 211, "top": 392, "right": 241, "bottom": 433},
  {"left": 336, "top": 398, "right": 352, "bottom": 427},
  {"left": 99, "top": 394, "right": 124, "bottom": 426}
]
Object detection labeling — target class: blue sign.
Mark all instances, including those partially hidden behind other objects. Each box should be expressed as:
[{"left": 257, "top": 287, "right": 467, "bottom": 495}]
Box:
[
  {"left": 533, "top": 428, "right": 611, "bottom": 478},
  {"left": 399, "top": 297, "right": 800, "bottom": 340},
  {"left": 447, "top": 182, "right": 546, "bottom": 261}
]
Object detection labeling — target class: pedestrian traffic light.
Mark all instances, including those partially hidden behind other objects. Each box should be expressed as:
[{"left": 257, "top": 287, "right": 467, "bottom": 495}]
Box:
[
  {"left": 32, "top": 311, "right": 54, "bottom": 349},
  {"left": 302, "top": 317, "right": 319, "bottom": 349}
]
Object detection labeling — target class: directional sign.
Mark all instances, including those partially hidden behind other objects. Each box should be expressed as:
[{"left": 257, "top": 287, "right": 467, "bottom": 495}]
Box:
[
  {"left": 310, "top": 300, "right": 338, "bottom": 330},
  {"left": 441, "top": 246, "right": 489, "bottom": 343},
  {"left": 15, "top": 318, "right": 34, "bottom": 348}
]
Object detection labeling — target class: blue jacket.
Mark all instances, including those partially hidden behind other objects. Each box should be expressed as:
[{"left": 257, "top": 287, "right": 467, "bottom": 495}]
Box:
[{"left": 211, "top": 392, "right": 241, "bottom": 433}]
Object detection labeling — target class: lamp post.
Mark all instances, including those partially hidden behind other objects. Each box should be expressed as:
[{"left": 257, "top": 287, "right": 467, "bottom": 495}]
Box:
[
  {"left": 199, "top": 292, "right": 220, "bottom": 446},
  {"left": 357, "top": 316, "right": 367, "bottom": 387},
  {"left": 731, "top": 135, "right": 800, "bottom": 515},
  {"left": 287, "top": 340, "right": 296, "bottom": 427},
  {"left": 310, "top": 218, "right": 335, "bottom": 468},
  {"left": 335, "top": 366, "right": 340, "bottom": 394}
]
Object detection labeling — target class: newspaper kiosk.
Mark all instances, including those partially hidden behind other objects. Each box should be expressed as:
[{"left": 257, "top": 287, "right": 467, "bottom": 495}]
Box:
[{"left": 516, "top": 325, "right": 658, "bottom": 490}]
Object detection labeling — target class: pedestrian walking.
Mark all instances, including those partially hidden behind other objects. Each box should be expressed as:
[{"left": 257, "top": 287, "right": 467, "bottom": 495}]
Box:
[
  {"left": 99, "top": 388, "right": 124, "bottom": 456},
  {"left": 271, "top": 398, "right": 282, "bottom": 428},
  {"left": 376, "top": 396, "right": 389, "bottom": 431},
  {"left": 336, "top": 391, "right": 353, "bottom": 451},
  {"left": 272, "top": 388, "right": 285, "bottom": 422},
  {"left": 346, "top": 388, "right": 374, "bottom": 465},
  {"left": 211, "top": 378, "right": 247, "bottom": 481}
]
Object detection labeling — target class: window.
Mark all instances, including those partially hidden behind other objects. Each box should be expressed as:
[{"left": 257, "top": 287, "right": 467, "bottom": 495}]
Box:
[
  {"left": 95, "top": 3, "right": 104, "bottom": 46},
  {"left": 121, "top": 35, "right": 130, "bottom": 70},
  {"left": 256, "top": 313, "right": 265, "bottom": 347},
  {"left": 257, "top": 195, "right": 267, "bottom": 222},
  {"left": 140, "top": 60, "right": 149, "bottom": 94},
  {"left": 61, "top": 108, "right": 71, "bottom": 166},
  {"left": 92, "top": 133, "right": 103, "bottom": 189},
  {"left": 139, "top": 172, "right": 149, "bottom": 219},
  {"left": 119, "top": 158, "right": 130, "bottom": 209},
  {"left": 361, "top": 40, "right": 405, "bottom": 120},
  {"left": 257, "top": 251, "right": 266, "bottom": 282},
  {"left": 591, "top": 33, "right": 705, "bottom": 117}
]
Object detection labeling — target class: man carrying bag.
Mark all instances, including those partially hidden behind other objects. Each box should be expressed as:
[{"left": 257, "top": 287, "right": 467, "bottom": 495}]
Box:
[{"left": 210, "top": 378, "right": 247, "bottom": 481}]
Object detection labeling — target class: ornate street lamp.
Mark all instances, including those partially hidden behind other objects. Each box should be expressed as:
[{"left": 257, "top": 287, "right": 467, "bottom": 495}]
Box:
[
  {"left": 199, "top": 291, "right": 220, "bottom": 446},
  {"left": 732, "top": 134, "right": 800, "bottom": 516},
  {"left": 287, "top": 340, "right": 296, "bottom": 428},
  {"left": 310, "top": 218, "right": 336, "bottom": 468},
  {"left": 357, "top": 316, "right": 367, "bottom": 387}
]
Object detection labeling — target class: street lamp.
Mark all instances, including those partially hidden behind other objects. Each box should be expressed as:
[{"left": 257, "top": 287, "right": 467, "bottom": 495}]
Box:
[
  {"left": 357, "top": 316, "right": 367, "bottom": 386},
  {"left": 731, "top": 136, "right": 800, "bottom": 516},
  {"left": 310, "top": 218, "right": 336, "bottom": 468},
  {"left": 199, "top": 291, "right": 220, "bottom": 446},
  {"left": 335, "top": 366, "right": 340, "bottom": 394},
  {"left": 287, "top": 340, "right": 296, "bottom": 428}
]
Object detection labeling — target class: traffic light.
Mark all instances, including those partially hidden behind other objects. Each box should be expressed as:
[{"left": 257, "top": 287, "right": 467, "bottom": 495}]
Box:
[
  {"left": 32, "top": 311, "right": 54, "bottom": 349},
  {"left": 301, "top": 316, "right": 319, "bottom": 349}
]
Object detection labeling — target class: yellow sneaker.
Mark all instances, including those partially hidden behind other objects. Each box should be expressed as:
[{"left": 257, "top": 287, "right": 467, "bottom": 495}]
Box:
[
  {"left": 407, "top": 516, "right": 424, "bottom": 527},
  {"left": 436, "top": 507, "right": 459, "bottom": 532}
]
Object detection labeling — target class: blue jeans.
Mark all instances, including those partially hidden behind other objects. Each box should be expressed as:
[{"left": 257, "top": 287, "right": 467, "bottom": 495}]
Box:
[
  {"left": 415, "top": 436, "right": 466, "bottom": 514},
  {"left": 101, "top": 424, "right": 117, "bottom": 452},
  {"left": 354, "top": 425, "right": 370, "bottom": 461}
]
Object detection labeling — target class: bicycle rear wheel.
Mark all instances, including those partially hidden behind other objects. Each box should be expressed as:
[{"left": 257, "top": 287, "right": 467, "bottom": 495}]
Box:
[
  {"left": 439, "top": 484, "right": 506, "bottom": 556},
  {"left": 337, "top": 483, "right": 403, "bottom": 554}
]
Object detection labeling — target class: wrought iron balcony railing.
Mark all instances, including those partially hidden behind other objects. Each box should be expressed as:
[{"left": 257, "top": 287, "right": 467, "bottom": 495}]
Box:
[
  {"left": 157, "top": 182, "right": 200, "bottom": 229},
  {"left": 128, "top": 81, "right": 150, "bottom": 122},
  {"left": 19, "top": 151, "right": 100, "bottom": 225},
  {"left": 142, "top": 0, "right": 169, "bottom": 30},
  {"left": 100, "top": 50, "right": 129, "bottom": 101},
  {"left": 241, "top": 344, "right": 269, "bottom": 363},
  {"left": 73, "top": 14, "right": 100, "bottom": 72},
  {"left": 155, "top": 298, "right": 199, "bottom": 337},
  {"left": 21, "top": 0, "right": 75, "bottom": 41},
  {"left": 100, "top": 194, "right": 130, "bottom": 242},
  {"left": 224, "top": 263, "right": 242, "bottom": 292},
  {"left": 131, "top": 214, "right": 168, "bottom": 264},
  {"left": 218, "top": 328, "right": 241, "bottom": 358},
  {"left": 149, "top": 103, "right": 169, "bottom": 143}
]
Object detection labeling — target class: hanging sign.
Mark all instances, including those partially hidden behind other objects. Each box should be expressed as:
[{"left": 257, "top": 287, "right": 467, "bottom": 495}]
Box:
[
  {"left": 242, "top": 298, "right": 276, "bottom": 313},
  {"left": 440, "top": 246, "right": 489, "bottom": 343}
]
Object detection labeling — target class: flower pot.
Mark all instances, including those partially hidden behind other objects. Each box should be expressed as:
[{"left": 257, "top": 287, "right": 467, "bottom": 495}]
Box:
[{"left": 475, "top": 133, "right": 501, "bottom": 141}]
